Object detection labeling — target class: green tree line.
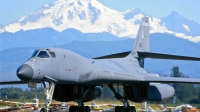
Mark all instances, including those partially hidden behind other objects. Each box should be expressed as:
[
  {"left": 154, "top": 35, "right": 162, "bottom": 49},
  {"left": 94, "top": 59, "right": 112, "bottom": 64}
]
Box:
[
  {"left": 169, "top": 66, "right": 200, "bottom": 103},
  {"left": 0, "top": 87, "right": 44, "bottom": 100}
]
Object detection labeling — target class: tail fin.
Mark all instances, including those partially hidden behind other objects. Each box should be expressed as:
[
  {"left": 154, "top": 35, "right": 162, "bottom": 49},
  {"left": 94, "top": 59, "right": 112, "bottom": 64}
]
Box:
[{"left": 131, "top": 17, "right": 150, "bottom": 56}]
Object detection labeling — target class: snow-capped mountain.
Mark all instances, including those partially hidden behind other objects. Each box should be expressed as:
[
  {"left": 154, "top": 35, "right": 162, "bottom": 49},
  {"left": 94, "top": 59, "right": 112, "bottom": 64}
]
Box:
[
  {"left": 3, "top": 0, "right": 132, "bottom": 37},
  {"left": 161, "top": 11, "right": 200, "bottom": 37},
  {"left": 1, "top": 0, "right": 200, "bottom": 42},
  {"left": 123, "top": 8, "right": 147, "bottom": 21}
]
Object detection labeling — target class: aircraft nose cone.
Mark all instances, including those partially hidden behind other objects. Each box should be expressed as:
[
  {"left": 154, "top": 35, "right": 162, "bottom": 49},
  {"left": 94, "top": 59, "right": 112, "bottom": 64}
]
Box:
[{"left": 17, "top": 64, "right": 34, "bottom": 81}]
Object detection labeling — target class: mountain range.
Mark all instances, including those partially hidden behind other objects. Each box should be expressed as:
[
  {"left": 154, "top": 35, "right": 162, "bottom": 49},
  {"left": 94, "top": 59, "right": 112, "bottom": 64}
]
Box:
[
  {"left": 0, "top": 28, "right": 127, "bottom": 51},
  {"left": 0, "top": 0, "right": 200, "bottom": 42}
]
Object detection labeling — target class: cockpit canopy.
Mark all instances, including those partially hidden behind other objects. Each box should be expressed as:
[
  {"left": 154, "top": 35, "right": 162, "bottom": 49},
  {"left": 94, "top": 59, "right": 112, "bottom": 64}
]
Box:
[{"left": 31, "top": 49, "right": 56, "bottom": 58}]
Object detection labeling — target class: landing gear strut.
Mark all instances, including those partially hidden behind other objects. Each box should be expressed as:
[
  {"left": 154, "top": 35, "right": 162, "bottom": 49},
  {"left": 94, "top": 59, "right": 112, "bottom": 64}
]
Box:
[
  {"left": 69, "top": 85, "right": 91, "bottom": 112},
  {"left": 69, "top": 100, "right": 90, "bottom": 112},
  {"left": 108, "top": 84, "right": 136, "bottom": 112},
  {"left": 40, "top": 82, "right": 55, "bottom": 112}
]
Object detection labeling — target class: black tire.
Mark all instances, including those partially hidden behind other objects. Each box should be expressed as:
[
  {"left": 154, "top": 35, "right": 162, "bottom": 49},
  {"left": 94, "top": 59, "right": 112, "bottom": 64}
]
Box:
[
  {"left": 125, "top": 106, "right": 133, "bottom": 112},
  {"left": 125, "top": 106, "right": 136, "bottom": 112},
  {"left": 84, "top": 106, "right": 90, "bottom": 112},
  {"left": 40, "top": 108, "right": 45, "bottom": 112},
  {"left": 69, "top": 106, "right": 78, "bottom": 112},
  {"left": 115, "top": 106, "right": 121, "bottom": 112},
  {"left": 69, "top": 106, "right": 90, "bottom": 112},
  {"left": 132, "top": 106, "right": 136, "bottom": 112},
  {"left": 78, "top": 106, "right": 89, "bottom": 112},
  {"left": 50, "top": 108, "right": 54, "bottom": 112},
  {"left": 40, "top": 108, "right": 52, "bottom": 112}
]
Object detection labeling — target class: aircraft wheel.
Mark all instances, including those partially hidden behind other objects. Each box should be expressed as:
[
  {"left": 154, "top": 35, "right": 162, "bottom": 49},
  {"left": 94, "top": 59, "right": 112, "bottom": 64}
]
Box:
[
  {"left": 69, "top": 106, "right": 90, "bottom": 112},
  {"left": 40, "top": 108, "right": 52, "bottom": 112},
  {"left": 132, "top": 106, "right": 136, "bottom": 112},
  {"left": 78, "top": 106, "right": 90, "bottom": 112},
  {"left": 83, "top": 106, "right": 90, "bottom": 112},
  {"left": 69, "top": 106, "right": 78, "bottom": 112},
  {"left": 40, "top": 108, "right": 45, "bottom": 112},
  {"left": 115, "top": 106, "right": 122, "bottom": 112},
  {"left": 125, "top": 106, "right": 135, "bottom": 112}
]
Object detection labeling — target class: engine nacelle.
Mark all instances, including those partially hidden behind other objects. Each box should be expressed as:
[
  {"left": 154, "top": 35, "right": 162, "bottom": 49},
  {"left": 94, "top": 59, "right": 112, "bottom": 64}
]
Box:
[
  {"left": 124, "top": 83, "right": 175, "bottom": 102},
  {"left": 53, "top": 84, "right": 101, "bottom": 102},
  {"left": 147, "top": 83, "right": 175, "bottom": 101},
  {"left": 83, "top": 86, "right": 101, "bottom": 101}
]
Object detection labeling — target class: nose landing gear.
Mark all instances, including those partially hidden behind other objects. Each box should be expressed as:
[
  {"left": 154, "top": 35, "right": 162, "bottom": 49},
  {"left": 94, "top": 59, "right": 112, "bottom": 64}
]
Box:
[{"left": 40, "top": 82, "right": 55, "bottom": 112}]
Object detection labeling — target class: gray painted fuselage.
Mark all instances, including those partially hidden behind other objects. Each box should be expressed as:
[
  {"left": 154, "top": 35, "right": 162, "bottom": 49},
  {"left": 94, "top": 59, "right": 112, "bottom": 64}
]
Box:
[{"left": 28, "top": 47, "right": 148, "bottom": 85}]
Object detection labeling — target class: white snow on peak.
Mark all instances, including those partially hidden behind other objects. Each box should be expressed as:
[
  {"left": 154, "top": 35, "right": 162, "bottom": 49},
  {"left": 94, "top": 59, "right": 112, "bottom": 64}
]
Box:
[
  {"left": 182, "top": 24, "right": 190, "bottom": 32},
  {"left": 123, "top": 8, "right": 141, "bottom": 14},
  {"left": 3, "top": 0, "right": 130, "bottom": 37},
  {"left": 1, "top": 0, "right": 200, "bottom": 42},
  {"left": 174, "top": 33, "right": 200, "bottom": 43}
]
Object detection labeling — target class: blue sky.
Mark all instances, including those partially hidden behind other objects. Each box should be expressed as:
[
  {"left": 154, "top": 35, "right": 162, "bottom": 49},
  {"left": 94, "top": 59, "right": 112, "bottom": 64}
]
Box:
[{"left": 0, "top": 0, "right": 199, "bottom": 25}]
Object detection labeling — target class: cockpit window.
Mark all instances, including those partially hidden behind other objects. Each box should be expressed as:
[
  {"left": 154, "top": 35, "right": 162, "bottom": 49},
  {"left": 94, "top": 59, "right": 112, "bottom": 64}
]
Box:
[
  {"left": 49, "top": 52, "right": 56, "bottom": 58},
  {"left": 30, "top": 50, "right": 39, "bottom": 58},
  {"left": 37, "top": 51, "right": 50, "bottom": 58}
]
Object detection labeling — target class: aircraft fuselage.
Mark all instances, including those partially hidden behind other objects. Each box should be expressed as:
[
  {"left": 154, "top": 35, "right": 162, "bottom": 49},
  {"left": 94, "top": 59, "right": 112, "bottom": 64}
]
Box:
[{"left": 21, "top": 47, "right": 148, "bottom": 85}]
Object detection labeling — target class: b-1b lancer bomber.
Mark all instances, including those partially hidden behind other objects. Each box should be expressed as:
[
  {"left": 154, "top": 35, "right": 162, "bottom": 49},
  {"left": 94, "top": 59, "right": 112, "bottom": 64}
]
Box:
[{"left": 1, "top": 17, "right": 200, "bottom": 112}]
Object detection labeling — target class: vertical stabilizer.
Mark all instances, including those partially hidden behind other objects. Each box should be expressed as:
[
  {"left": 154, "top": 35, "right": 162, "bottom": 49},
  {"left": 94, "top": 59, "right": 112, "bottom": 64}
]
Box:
[{"left": 131, "top": 17, "right": 150, "bottom": 56}]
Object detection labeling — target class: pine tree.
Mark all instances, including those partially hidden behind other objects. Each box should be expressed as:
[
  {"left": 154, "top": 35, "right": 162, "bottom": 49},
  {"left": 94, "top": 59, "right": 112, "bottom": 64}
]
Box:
[{"left": 170, "top": 66, "right": 199, "bottom": 103}]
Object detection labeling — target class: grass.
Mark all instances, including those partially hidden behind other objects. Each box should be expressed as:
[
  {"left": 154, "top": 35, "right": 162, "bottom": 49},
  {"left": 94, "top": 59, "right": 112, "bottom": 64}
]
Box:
[
  {"left": 2, "top": 99, "right": 200, "bottom": 110},
  {"left": 0, "top": 103, "right": 7, "bottom": 107}
]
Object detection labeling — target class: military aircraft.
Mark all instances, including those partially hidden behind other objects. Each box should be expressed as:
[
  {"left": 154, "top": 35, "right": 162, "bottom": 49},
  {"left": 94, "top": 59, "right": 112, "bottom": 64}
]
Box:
[{"left": 1, "top": 17, "right": 200, "bottom": 112}]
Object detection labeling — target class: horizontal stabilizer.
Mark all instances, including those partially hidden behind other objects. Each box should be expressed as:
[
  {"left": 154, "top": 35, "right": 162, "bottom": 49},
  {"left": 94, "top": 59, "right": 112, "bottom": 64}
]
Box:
[
  {"left": 93, "top": 51, "right": 200, "bottom": 61},
  {"left": 138, "top": 51, "right": 200, "bottom": 61}
]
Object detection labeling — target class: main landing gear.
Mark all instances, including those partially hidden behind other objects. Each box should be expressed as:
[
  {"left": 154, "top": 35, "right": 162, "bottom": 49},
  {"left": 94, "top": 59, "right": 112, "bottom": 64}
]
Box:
[
  {"left": 69, "top": 100, "right": 90, "bottom": 112},
  {"left": 69, "top": 86, "right": 92, "bottom": 112},
  {"left": 108, "top": 84, "right": 136, "bottom": 112}
]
